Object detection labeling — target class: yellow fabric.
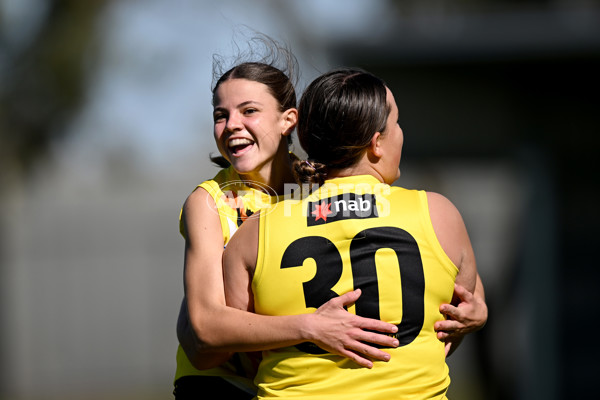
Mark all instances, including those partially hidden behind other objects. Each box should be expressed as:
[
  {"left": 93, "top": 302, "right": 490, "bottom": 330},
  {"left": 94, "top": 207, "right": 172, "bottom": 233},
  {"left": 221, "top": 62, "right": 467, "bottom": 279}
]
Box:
[
  {"left": 253, "top": 175, "right": 458, "bottom": 399},
  {"left": 174, "top": 166, "right": 274, "bottom": 393}
]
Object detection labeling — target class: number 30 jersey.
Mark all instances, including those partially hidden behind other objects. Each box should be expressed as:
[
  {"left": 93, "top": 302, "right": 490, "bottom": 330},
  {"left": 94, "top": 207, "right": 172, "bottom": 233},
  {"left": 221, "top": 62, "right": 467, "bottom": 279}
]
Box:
[{"left": 253, "top": 175, "right": 458, "bottom": 400}]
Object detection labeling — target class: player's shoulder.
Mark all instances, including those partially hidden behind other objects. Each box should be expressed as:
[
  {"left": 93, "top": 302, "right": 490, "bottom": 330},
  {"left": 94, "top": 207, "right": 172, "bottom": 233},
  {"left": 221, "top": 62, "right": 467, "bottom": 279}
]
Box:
[
  {"left": 426, "top": 192, "right": 461, "bottom": 219},
  {"left": 184, "top": 185, "right": 213, "bottom": 208},
  {"left": 181, "top": 185, "right": 219, "bottom": 226},
  {"left": 426, "top": 191, "right": 469, "bottom": 268}
]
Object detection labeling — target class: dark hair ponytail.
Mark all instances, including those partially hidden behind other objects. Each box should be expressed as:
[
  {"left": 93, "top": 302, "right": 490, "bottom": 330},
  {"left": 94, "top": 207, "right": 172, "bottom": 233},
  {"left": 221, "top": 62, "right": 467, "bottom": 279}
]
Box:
[
  {"left": 296, "top": 68, "right": 389, "bottom": 186},
  {"left": 292, "top": 158, "right": 328, "bottom": 187}
]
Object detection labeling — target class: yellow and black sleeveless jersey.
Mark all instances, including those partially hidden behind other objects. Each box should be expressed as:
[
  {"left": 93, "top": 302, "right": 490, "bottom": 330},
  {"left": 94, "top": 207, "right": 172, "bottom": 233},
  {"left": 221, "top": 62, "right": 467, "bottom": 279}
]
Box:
[
  {"left": 174, "top": 166, "right": 275, "bottom": 394},
  {"left": 253, "top": 175, "right": 458, "bottom": 399}
]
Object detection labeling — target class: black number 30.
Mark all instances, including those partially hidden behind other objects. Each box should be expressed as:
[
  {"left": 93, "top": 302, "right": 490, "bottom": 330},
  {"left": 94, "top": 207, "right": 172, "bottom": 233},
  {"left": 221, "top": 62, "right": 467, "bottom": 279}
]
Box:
[{"left": 280, "top": 227, "right": 425, "bottom": 353}]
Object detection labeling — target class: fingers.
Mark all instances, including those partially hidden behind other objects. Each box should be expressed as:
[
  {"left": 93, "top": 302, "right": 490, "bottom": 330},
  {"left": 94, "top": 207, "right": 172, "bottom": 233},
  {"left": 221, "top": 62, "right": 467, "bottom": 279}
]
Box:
[
  {"left": 335, "top": 288, "right": 362, "bottom": 307},
  {"left": 336, "top": 292, "right": 398, "bottom": 334},
  {"left": 434, "top": 318, "right": 462, "bottom": 332},
  {"left": 340, "top": 338, "right": 394, "bottom": 366},
  {"left": 355, "top": 315, "right": 398, "bottom": 334},
  {"left": 354, "top": 330, "right": 399, "bottom": 349},
  {"left": 453, "top": 283, "right": 473, "bottom": 302},
  {"left": 322, "top": 335, "right": 393, "bottom": 368},
  {"left": 348, "top": 344, "right": 391, "bottom": 364},
  {"left": 315, "top": 290, "right": 402, "bottom": 368},
  {"left": 339, "top": 349, "right": 374, "bottom": 369},
  {"left": 439, "top": 303, "right": 463, "bottom": 321}
]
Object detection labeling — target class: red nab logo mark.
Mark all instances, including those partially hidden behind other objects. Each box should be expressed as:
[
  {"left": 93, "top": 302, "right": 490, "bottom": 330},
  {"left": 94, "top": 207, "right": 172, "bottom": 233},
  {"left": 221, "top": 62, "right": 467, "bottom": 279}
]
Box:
[
  {"left": 307, "top": 193, "right": 378, "bottom": 226},
  {"left": 311, "top": 202, "right": 333, "bottom": 222}
]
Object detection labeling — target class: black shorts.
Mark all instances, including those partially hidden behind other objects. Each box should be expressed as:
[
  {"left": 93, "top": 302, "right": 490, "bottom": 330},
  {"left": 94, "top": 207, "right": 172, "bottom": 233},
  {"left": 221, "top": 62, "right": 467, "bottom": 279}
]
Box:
[{"left": 173, "top": 376, "right": 255, "bottom": 399}]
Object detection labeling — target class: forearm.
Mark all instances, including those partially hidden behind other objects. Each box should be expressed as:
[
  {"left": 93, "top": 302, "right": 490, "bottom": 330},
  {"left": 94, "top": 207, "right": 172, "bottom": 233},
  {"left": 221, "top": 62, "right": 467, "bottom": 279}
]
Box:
[
  {"left": 189, "top": 303, "right": 314, "bottom": 353},
  {"left": 177, "top": 300, "right": 234, "bottom": 369},
  {"left": 190, "top": 293, "right": 400, "bottom": 369},
  {"left": 474, "top": 273, "right": 486, "bottom": 304}
]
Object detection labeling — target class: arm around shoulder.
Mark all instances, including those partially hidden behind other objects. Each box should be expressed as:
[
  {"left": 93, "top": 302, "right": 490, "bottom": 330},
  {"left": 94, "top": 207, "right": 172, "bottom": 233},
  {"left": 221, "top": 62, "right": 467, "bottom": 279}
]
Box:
[
  {"left": 221, "top": 213, "right": 401, "bottom": 368},
  {"left": 179, "top": 188, "right": 400, "bottom": 369}
]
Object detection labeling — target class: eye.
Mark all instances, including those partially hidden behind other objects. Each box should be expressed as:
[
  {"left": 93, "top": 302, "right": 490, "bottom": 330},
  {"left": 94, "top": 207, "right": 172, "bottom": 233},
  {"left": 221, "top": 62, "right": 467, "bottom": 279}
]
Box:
[
  {"left": 243, "top": 108, "right": 258, "bottom": 115},
  {"left": 213, "top": 112, "right": 226, "bottom": 122}
]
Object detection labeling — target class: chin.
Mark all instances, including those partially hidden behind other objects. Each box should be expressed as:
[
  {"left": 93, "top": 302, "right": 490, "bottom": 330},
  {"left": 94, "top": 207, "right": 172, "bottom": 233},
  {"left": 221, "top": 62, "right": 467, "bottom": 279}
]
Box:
[{"left": 230, "top": 160, "right": 257, "bottom": 175}]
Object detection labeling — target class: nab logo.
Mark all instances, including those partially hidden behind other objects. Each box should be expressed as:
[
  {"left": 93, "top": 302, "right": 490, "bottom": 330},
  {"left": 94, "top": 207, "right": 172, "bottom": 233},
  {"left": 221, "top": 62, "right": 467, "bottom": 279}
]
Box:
[{"left": 307, "top": 193, "right": 378, "bottom": 226}]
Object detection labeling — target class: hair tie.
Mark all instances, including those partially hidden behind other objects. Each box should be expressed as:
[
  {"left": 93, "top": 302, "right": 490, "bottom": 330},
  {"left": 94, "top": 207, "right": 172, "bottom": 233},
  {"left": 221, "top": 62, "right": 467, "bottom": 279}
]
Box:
[{"left": 303, "top": 160, "right": 316, "bottom": 170}]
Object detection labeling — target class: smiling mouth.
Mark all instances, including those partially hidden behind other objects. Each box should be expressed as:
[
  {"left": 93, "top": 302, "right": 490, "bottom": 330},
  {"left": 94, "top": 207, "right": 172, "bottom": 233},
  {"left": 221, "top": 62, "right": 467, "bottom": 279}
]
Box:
[{"left": 228, "top": 138, "right": 254, "bottom": 156}]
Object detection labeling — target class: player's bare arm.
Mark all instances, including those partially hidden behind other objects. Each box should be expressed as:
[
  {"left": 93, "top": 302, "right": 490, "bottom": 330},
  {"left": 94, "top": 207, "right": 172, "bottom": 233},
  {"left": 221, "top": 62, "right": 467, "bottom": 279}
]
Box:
[{"left": 427, "top": 191, "right": 480, "bottom": 356}]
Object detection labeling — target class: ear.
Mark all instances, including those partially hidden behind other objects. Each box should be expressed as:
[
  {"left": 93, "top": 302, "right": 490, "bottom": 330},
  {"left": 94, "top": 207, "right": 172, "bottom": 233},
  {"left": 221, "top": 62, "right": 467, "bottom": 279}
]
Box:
[
  {"left": 369, "top": 131, "right": 384, "bottom": 158},
  {"left": 281, "top": 108, "right": 298, "bottom": 136}
]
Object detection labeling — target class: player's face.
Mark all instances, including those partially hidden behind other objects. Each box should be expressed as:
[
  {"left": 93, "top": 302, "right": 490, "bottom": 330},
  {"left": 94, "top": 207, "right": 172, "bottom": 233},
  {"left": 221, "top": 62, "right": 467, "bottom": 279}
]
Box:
[
  {"left": 213, "top": 79, "right": 291, "bottom": 179},
  {"left": 379, "top": 87, "right": 404, "bottom": 185}
]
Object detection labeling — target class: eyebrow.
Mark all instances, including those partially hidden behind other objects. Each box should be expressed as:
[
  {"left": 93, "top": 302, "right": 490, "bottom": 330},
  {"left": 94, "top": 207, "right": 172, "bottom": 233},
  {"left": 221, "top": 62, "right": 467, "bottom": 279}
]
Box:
[
  {"left": 238, "top": 100, "right": 263, "bottom": 108},
  {"left": 213, "top": 100, "right": 264, "bottom": 112}
]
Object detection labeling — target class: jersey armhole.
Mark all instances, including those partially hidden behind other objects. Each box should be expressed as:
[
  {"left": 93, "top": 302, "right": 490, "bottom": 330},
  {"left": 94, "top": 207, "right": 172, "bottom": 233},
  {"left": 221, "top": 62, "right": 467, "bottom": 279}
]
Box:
[
  {"left": 251, "top": 210, "right": 267, "bottom": 290},
  {"left": 417, "top": 190, "right": 459, "bottom": 277}
]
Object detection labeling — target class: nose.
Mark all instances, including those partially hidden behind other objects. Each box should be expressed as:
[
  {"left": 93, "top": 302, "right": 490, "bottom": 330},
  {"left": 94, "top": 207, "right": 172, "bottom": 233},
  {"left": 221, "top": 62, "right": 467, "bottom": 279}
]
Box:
[{"left": 225, "top": 111, "right": 243, "bottom": 132}]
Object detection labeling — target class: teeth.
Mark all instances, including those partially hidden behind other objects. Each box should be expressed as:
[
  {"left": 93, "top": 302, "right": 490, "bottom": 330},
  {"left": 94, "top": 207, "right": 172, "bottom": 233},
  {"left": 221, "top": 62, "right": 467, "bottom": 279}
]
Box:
[{"left": 228, "top": 138, "right": 253, "bottom": 147}]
